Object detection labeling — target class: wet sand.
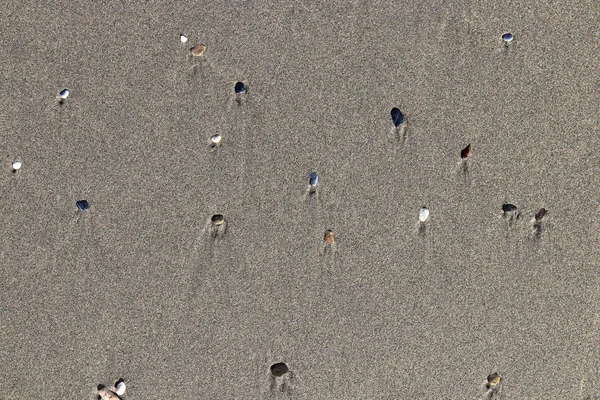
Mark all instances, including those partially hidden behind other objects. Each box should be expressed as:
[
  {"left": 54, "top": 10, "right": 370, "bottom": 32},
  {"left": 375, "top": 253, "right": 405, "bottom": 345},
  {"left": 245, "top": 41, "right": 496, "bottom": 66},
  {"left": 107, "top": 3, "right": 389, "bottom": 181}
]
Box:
[{"left": 2, "top": 1, "right": 600, "bottom": 398}]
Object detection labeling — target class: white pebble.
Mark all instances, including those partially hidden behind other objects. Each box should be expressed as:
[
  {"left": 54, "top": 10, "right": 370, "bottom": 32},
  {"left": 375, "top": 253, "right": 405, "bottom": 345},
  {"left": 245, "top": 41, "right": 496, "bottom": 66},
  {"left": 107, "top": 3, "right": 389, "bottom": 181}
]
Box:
[
  {"left": 59, "top": 89, "right": 70, "bottom": 99},
  {"left": 210, "top": 134, "right": 222, "bottom": 145},
  {"left": 12, "top": 161, "right": 22, "bottom": 170},
  {"left": 419, "top": 207, "right": 429, "bottom": 222},
  {"left": 180, "top": 34, "right": 188, "bottom": 43},
  {"left": 115, "top": 381, "right": 126, "bottom": 396}
]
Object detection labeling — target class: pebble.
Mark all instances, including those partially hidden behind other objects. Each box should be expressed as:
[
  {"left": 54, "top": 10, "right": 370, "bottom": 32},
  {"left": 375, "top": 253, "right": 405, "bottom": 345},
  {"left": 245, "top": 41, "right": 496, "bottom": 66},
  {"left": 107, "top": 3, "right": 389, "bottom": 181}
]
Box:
[
  {"left": 419, "top": 207, "right": 429, "bottom": 222},
  {"left": 211, "top": 214, "right": 225, "bottom": 226},
  {"left": 180, "top": 34, "right": 188, "bottom": 43},
  {"left": 76, "top": 200, "right": 90, "bottom": 211},
  {"left": 324, "top": 230, "right": 335, "bottom": 243},
  {"left": 460, "top": 143, "right": 471, "bottom": 160},
  {"left": 271, "top": 362, "right": 289, "bottom": 377},
  {"left": 58, "top": 89, "right": 70, "bottom": 99},
  {"left": 234, "top": 82, "right": 246, "bottom": 94},
  {"left": 502, "top": 33, "right": 514, "bottom": 43},
  {"left": 487, "top": 372, "right": 501, "bottom": 387},
  {"left": 190, "top": 44, "right": 206, "bottom": 57},
  {"left": 97, "top": 387, "right": 119, "bottom": 400},
  {"left": 210, "top": 134, "right": 222, "bottom": 145},
  {"left": 502, "top": 203, "right": 517, "bottom": 213},
  {"left": 12, "top": 161, "right": 22, "bottom": 171},
  {"left": 115, "top": 380, "right": 126, "bottom": 396},
  {"left": 309, "top": 172, "right": 318, "bottom": 188},
  {"left": 390, "top": 107, "right": 404, "bottom": 127},
  {"left": 535, "top": 208, "right": 547, "bottom": 222}
]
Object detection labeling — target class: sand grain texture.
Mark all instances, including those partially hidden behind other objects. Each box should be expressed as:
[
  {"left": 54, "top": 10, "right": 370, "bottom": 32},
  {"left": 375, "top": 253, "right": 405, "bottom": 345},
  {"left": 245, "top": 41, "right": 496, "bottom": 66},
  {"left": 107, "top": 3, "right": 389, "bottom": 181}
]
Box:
[{"left": 2, "top": 0, "right": 600, "bottom": 398}]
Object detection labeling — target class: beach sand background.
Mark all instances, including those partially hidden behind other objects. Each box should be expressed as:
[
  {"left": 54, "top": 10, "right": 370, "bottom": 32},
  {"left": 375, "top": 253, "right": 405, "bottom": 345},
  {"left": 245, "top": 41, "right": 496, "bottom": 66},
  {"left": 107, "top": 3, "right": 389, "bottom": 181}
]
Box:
[{"left": 2, "top": 0, "right": 600, "bottom": 398}]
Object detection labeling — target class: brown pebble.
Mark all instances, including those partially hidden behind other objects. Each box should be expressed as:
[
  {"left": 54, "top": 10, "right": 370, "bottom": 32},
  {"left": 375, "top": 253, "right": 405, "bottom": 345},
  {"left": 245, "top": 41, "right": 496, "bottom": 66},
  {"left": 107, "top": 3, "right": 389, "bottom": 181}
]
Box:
[
  {"left": 534, "top": 208, "right": 547, "bottom": 222},
  {"left": 324, "top": 230, "right": 335, "bottom": 243},
  {"left": 211, "top": 214, "right": 225, "bottom": 226},
  {"left": 461, "top": 143, "right": 471, "bottom": 160},
  {"left": 487, "top": 372, "right": 501, "bottom": 387},
  {"left": 190, "top": 44, "right": 207, "bottom": 57},
  {"left": 271, "top": 362, "right": 289, "bottom": 377},
  {"left": 97, "top": 386, "right": 119, "bottom": 400}
]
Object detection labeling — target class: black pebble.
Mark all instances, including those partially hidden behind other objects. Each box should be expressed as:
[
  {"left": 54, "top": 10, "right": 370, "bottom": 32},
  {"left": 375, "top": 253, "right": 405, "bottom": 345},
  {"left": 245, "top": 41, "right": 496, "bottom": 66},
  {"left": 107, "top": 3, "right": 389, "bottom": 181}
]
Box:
[
  {"left": 211, "top": 214, "right": 225, "bottom": 226},
  {"left": 502, "top": 203, "right": 517, "bottom": 213},
  {"left": 535, "top": 208, "right": 547, "bottom": 221},
  {"left": 234, "top": 82, "right": 246, "bottom": 94},
  {"left": 76, "top": 200, "right": 89, "bottom": 211},
  {"left": 270, "top": 362, "right": 288, "bottom": 377},
  {"left": 390, "top": 107, "right": 404, "bottom": 127}
]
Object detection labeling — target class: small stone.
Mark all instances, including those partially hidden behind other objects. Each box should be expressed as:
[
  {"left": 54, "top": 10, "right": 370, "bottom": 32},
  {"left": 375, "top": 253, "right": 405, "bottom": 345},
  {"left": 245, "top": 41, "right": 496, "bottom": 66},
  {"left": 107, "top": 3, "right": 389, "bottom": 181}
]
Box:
[
  {"left": 502, "top": 203, "right": 517, "bottom": 213},
  {"left": 190, "top": 44, "right": 207, "bottom": 57},
  {"left": 535, "top": 208, "right": 547, "bottom": 222},
  {"left": 97, "top": 386, "right": 119, "bottom": 400},
  {"left": 270, "top": 362, "right": 289, "bottom": 377},
  {"left": 502, "top": 33, "right": 514, "bottom": 43},
  {"left": 391, "top": 107, "right": 404, "bottom": 127},
  {"left": 11, "top": 161, "right": 22, "bottom": 171},
  {"left": 487, "top": 372, "right": 501, "bottom": 387},
  {"left": 460, "top": 143, "right": 471, "bottom": 160},
  {"left": 58, "top": 89, "right": 70, "bottom": 99},
  {"left": 211, "top": 214, "right": 225, "bottom": 226},
  {"left": 210, "top": 134, "right": 222, "bottom": 145},
  {"left": 234, "top": 82, "right": 246, "bottom": 94},
  {"left": 76, "top": 200, "right": 89, "bottom": 211},
  {"left": 115, "top": 380, "right": 126, "bottom": 396},
  {"left": 324, "top": 230, "right": 335, "bottom": 243},
  {"left": 419, "top": 207, "right": 429, "bottom": 222},
  {"left": 309, "top": 172, "right": 318, "bottom": 188},
  {"left": 180, "top": 34, "right": 188, "bottom": 43}
]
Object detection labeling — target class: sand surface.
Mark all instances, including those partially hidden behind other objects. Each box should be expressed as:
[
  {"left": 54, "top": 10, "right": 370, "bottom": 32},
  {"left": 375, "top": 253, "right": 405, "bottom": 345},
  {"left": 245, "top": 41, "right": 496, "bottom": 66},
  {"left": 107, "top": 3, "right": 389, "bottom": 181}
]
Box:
[{"left": 2, "top": 0, "right": 600, "bottom": 398}]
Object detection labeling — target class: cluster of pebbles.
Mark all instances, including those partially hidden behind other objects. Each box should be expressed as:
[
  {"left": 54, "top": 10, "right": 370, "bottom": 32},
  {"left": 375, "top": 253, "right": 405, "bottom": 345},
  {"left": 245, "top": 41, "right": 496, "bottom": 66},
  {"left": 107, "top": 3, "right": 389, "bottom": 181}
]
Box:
[
  {"left": 10, "top": 32, "right": 526, "bottom": 242},
  {"left": 97, "top": 379, "right": 125, "bottom": 399},
  {"left": 8, "top": 31, "right": 524, "bottom": 397}
]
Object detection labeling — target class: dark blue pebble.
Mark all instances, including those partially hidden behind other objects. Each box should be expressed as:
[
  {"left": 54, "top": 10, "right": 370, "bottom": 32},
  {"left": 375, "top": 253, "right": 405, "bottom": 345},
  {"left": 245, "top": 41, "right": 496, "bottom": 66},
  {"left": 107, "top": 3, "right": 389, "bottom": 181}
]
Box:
[
  {"left": 502, "top": 203, "right": 517, "bottom": 213},
  {"left": 391, "top": 108, "right": 404, "bottom": 127},
  {"left": 76, "top": 200, "right": 89, "bottom": 211},
  {"left": 234, "top": 82, "right": 246, "bottom": 94},
  {"left": 309, "top": 172, "right": 319, "bottom": 187}
]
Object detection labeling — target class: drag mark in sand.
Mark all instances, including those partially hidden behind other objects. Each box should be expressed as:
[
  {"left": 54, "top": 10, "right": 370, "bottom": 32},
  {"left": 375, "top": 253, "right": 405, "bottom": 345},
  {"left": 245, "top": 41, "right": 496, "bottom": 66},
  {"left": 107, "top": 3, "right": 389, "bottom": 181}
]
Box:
[
  {"left": 210, "top": 133, "right": 222, "bottom": 150},
  {"left": 532, "top": 208, "right": 547, "bottom": 239},
  {"left": 270, "top": 362, "right": 292, "bottom": 396},
  {"left": 304, "top": 171, "right": 319, "bottom": 202},
  {"left": 322, "top": 229, "right": 336, "bottom": 255},
  {"left": 418, "top": 206, "right": 429, "bottom": 235},
  {"left": 209, "top": 213, "right": 227, "bottom": 239},
  {"left": 390, "top": 107, "right": 407, "bottom": 145},
  {"left": 482, "top": 372, "right": 502, "bottom": 399},
  {"left": 502, "top": 203, "right": 520, "bottom": 226},
  {"left": 57, "top": 88, "right": 69, "bottom": 105},
  {"left": 234, "top": 81, "right": 248, "bottom": 105}
]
